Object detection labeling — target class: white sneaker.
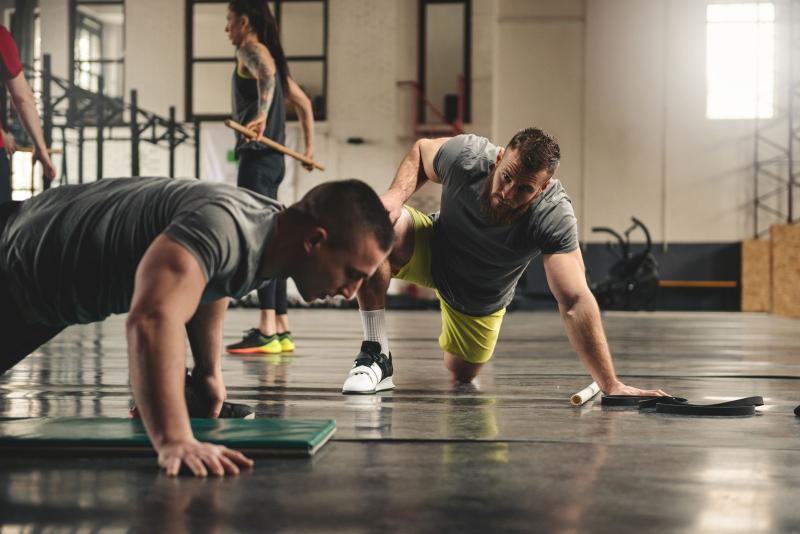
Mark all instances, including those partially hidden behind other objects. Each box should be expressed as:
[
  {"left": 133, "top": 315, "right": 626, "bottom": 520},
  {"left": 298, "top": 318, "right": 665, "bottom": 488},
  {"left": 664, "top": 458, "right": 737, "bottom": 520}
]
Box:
[{"left": 342, "top": 341, "right": 395, "bottom": 394}]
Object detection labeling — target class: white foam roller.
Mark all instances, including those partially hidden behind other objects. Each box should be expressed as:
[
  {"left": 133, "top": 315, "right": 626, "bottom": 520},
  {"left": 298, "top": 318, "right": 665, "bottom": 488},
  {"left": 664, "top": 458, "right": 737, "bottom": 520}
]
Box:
[{"left": 570, "top": 382, "right": 600, "bottom": 406}]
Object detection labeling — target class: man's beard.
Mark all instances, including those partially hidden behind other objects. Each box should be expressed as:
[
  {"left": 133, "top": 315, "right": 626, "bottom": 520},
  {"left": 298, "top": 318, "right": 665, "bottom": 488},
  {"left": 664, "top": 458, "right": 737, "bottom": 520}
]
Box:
[{"left": 479, "top": 175, "right": 531, "bottom": 226}]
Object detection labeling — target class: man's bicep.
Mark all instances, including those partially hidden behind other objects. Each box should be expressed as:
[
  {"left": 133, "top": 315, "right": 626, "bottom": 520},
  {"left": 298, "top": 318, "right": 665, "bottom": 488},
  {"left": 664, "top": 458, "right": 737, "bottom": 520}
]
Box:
[
  {"left": 6, "top": 73, "right": 33, "bottom": 103},
  {"left": 420, "top": 137, "right": 450, "bottom": 183},
  {"left": 129, "top": 235, "right": 207, "bottom": 324},
  {"left": 543, "top": 249, "right": 590, "bottom": 306}
]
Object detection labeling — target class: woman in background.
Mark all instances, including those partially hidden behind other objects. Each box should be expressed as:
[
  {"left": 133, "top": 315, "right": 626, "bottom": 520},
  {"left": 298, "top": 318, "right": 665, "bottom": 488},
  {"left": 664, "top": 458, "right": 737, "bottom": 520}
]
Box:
[{"left": 224, "top": 0, "right": 316, "bottom": 355}]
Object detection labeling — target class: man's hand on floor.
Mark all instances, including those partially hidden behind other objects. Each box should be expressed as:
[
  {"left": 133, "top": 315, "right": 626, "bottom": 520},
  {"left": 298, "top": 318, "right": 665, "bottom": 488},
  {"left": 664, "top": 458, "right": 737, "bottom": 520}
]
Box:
[
  {"left": 604, "top": 380, "right": 668, "bottom": 397},
  {"left": 158, "top": 438, "right": 254, "bottom": 477}
]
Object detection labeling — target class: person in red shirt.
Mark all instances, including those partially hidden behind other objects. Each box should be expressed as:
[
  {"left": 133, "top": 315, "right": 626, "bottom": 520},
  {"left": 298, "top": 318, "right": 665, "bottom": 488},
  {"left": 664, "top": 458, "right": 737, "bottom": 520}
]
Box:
[{"left": 0, "top": 24, "right": 55, "bottom": 203}]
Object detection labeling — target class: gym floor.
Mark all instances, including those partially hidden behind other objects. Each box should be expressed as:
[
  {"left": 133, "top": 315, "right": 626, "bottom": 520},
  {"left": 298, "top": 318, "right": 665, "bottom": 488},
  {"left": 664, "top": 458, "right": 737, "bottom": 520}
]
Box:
[{"left": 1, "top": 308, "right": 798, "bottom": 532}]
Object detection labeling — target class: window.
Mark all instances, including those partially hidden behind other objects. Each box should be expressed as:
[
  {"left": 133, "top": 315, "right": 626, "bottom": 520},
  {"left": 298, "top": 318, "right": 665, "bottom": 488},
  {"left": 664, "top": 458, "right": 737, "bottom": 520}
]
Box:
[
  {"left": 186, "top": 0, "right": 328, "bottom": 121},
  {"left": 419, "top": 0, "right": 471, "bottom": 124},
  {"left": 69, "top": 0, "right": 126, "bottom": 98},
  {"left": 706, "top": 2, "right": 774, "bottom": 120}
]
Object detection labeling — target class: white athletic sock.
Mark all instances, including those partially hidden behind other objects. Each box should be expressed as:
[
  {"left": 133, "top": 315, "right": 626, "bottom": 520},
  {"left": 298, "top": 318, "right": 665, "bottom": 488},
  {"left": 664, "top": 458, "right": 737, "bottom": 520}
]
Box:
[{"left": 360, "top": 309, "right": 390, "bottom": 355}]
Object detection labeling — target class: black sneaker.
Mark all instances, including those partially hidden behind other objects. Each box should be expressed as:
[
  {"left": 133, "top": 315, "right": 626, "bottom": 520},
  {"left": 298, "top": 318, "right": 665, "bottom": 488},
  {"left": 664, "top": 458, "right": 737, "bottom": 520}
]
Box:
[
  {"left": 226, "top": 328, "right": 282, "bottom": 354},
  {"left": 341, "top": 341, "right": 394, "bottom": 394},
  {"left": 129, "top": 370, "right": 254, "bottom": 419}
]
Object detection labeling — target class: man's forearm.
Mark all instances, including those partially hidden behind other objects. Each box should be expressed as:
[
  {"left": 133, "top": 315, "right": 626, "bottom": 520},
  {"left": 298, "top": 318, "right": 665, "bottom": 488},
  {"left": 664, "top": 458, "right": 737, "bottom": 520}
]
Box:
[
  {"left": 558, "top": 292, "right": 620, "bottom": 392},
  {"left": 385, "top": 142, "right": 428, "bottom": 204},
  {"left": 186, "top": 299, "right": 228, "bottom": 376},
  {"left": 127, "top": 314, "right": 193, "bottom": 448},
  {"left": 11, "top": 87, "right": 48, "bottom": 151}
]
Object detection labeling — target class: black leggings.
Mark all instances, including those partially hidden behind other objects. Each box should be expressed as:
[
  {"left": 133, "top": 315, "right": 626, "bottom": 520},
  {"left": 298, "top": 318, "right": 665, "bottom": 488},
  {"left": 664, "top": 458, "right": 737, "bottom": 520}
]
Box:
[
  {"left": 0, "top": 201, "right": 64, "bottom": 375},
  {"left": 237, "top": 149, "right": 288, "bottom": 315}
]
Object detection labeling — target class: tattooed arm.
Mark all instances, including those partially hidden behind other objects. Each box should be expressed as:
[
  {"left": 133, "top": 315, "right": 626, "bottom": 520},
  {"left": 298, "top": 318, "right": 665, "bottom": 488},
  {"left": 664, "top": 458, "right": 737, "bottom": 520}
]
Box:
[
  {"left": 236, "top": 41, "right": 276, "bottom": 138},
  {"left": 285, "top": 76, "right": 315, "bottom": 171}
]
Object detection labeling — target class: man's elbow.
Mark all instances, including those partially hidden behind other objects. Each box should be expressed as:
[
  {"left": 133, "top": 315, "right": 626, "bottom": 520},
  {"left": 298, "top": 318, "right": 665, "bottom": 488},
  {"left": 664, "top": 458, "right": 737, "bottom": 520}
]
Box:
[
  {"left": 126, "top": 307, "right": 173, "bottom": 337},
  {"left": 558, "top": 289, "right": 596, "bottom": 317},
  {"left": 11, "top": 92, "right": 34, "bottom": 110}
]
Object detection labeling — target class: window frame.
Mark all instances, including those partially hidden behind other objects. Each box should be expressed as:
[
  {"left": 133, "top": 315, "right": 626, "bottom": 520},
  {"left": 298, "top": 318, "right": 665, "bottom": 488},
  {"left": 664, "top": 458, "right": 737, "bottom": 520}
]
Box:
[
  {"left": 418, "top": 0, "right": 472, "bottom": 124},
  {"left": 68, "top": 0, "right": 126, "bottom": 97},
  {"left": 185, "top": 0, "right": 329, "bottom": 122}
]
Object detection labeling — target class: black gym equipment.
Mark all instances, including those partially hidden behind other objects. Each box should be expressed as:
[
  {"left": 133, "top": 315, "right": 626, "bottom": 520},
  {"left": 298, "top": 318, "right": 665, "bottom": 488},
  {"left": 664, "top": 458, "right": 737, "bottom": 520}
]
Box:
[
  {"left": 589, "top": 217, "right": 660, "bottom": 310},
  {"left": 602, "top": 395, "right": 764, "bottom": 416}
]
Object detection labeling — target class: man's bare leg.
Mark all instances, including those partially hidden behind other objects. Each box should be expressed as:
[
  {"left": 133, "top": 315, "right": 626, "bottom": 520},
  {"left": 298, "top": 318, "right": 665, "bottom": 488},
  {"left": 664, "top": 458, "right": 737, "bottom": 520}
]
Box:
[
  {"left": 357, "top": 208, "right": 415, "bottom": 311},
  {"left": 343, "top": 210, "right": 415, "bottom": 394}
]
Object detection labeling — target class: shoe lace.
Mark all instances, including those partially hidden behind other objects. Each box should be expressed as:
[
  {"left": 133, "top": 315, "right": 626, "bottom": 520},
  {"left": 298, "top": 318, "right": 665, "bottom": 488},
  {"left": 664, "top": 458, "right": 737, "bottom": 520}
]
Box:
[
  {"left": 243, "top": 328, "right": 263, "bottom": 340},
  {"left": 354, "top": 350, "right": 381, "bottom": 368}
]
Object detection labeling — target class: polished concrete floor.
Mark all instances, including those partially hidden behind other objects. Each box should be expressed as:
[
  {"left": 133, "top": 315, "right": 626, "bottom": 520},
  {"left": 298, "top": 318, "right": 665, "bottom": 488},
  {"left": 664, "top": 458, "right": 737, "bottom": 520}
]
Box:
[{"left": 1, "top": 309, "right": 799, "bottom": 533}]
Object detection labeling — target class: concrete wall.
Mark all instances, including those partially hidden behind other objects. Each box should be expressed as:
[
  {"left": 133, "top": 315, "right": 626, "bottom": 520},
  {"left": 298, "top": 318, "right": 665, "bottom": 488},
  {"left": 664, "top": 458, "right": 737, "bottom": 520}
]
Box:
[
  {"left": 583, "top": 0, "right": 756, "bottom": 243},
  {"left": 23, "top": 0, "right": 776, "bottom": 244},
  {"left": 494, "top": 0, "right": 585, "bottom": 234},
  {"left": 125, "top": 0, "right": 185, "bottom": 118},
  {"left": 494, "top": 0, "right": 781, "bottom": 244}
]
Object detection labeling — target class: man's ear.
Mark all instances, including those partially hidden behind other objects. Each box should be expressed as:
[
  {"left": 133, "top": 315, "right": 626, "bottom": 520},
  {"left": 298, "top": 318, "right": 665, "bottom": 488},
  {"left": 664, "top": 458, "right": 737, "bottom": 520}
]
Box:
[
  {"left": 496, "top": 147, "right": 505, "bottom": 164},
  {"left": 240, "top": 14, "right": 251, "bottom": 32},
  {"left": 304, "top": 227, "right": 328, "bottom": 253}
]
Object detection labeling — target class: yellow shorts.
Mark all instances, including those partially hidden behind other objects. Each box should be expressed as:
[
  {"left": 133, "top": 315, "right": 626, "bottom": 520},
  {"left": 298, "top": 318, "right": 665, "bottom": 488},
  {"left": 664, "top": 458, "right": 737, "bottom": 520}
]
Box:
[{"left": 394, "top": 206, "right": 506, "bottom": 364}]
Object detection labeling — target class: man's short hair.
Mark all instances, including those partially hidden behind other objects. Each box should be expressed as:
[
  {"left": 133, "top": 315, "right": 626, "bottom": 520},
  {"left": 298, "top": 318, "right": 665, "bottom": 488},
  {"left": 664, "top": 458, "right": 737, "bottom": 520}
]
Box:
[
  {"left": 291, "top": 179, "right": 394, "bottom": 252},
  {"left": 507, "top": 127, "right": 561, "bottom": 176}
]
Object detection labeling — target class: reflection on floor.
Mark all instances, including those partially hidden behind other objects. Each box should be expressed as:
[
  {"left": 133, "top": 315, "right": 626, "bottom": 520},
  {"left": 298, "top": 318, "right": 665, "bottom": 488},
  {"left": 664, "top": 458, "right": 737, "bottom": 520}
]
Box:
[{"left": 1, "top": 309, "right": 799, "bottom": 532}]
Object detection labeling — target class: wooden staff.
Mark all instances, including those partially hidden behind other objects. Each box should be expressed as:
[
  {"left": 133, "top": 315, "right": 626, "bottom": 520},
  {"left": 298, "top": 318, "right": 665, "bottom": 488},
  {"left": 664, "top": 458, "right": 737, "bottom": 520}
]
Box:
[
  {"left": 224, "top": 118, "right": 324, "bottom": 171},
  {"left": 14, "top": 146, "right": 64, "bottom": 154}
]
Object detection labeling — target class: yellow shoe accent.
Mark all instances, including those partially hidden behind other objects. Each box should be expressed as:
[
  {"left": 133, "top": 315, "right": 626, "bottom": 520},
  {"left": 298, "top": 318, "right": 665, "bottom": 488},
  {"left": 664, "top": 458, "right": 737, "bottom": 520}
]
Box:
[
  {"left": 261, "top": 337, "right": 283, "bottom": 354},
  {"left": 278, "top": 332, "right": 295, "bottom": 352}
]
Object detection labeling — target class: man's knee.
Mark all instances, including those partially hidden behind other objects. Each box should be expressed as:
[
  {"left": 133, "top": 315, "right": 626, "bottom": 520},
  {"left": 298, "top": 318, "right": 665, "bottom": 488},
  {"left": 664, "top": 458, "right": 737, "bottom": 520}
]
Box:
[{"left": 443, "top": 351, "right": 485, "bottom": 383}]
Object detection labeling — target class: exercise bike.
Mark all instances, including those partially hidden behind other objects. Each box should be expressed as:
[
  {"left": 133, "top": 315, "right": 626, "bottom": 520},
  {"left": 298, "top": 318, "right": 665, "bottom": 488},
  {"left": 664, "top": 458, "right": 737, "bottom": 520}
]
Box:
[{"left": 589, "top": 217, "right": 659, "bottom": 310}]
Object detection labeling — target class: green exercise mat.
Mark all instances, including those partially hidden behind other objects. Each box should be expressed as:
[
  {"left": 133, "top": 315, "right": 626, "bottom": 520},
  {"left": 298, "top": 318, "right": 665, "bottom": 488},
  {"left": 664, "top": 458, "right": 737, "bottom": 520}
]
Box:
[{"left": 0, "top": 417, "right": 336, "bottom": 457}]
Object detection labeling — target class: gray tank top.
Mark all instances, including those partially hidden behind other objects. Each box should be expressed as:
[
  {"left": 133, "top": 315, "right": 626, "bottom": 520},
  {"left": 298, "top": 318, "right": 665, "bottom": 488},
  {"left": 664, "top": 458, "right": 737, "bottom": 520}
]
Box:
[{"left": 231, "top": 58, "right": 286, "bottom": 156}]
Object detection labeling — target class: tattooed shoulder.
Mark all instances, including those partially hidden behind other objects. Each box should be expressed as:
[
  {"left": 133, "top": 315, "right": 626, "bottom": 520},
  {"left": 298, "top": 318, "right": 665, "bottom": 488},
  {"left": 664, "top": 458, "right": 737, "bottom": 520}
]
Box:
[{"left": 237, "top": 42, "right": 273, "bottom": 77}]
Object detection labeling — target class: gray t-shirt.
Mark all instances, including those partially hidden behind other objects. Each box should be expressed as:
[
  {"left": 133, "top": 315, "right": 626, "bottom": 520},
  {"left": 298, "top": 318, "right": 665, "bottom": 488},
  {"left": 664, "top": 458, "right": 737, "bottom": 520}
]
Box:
[
  {"left": 0, "top": 177, "right": 281, "bottom": 327},
  {"left": 431, "top": 134, "right": 579, "bottom": 316}
]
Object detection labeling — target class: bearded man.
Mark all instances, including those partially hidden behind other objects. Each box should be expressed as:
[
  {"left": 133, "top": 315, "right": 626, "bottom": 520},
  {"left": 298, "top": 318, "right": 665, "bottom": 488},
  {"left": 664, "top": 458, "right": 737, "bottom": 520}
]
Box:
[{"left": 341, "top": 128, "right": 666, "bottom": 399}]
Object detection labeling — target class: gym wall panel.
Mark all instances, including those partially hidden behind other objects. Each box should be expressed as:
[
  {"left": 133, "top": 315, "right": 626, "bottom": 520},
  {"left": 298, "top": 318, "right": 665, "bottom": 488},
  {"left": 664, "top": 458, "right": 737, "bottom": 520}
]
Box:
[
  {"left": 497, "top": 0, "right": 585, "bottom": 19},
  {"left": 125, "top": 0, "right": 185, "bottom": 118},
  {"left": 663, "top": 0, "right": 755, "bottom": 243},
  {"left": 522, "top": 242, "right": 741, "bottom": 311},
  {"left": 741, "top": 239, "right": 771, "bottom": 313},
  {"left": 583, "top": 0, "right": 759, "bottom": 244},
  {"left": 38, "top": 0, "right": 69, "bottom": 79},
  {"left": 494, "top": 0, "right": 584, "bottom": 237},
  {"left": 471, "top": 0, "right": 496, "bottom": 139},
  {"left": 770, "top": 224, "right": 800, "bottom": 318},
  {"left": 325, "top": 0, "right": 411, "bottom": 195},
  {"left": 584, "top": 0, "right": 666, "bottom": 242}
]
